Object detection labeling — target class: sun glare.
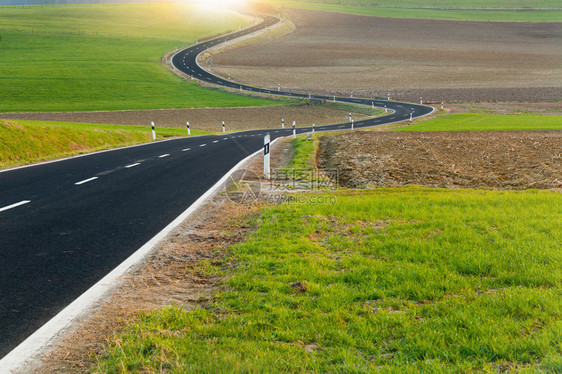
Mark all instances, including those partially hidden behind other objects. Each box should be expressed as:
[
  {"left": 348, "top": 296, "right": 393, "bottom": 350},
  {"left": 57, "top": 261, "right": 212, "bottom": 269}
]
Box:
[{"left": 201, "top": 0, "right": 246, "bottom": 9}]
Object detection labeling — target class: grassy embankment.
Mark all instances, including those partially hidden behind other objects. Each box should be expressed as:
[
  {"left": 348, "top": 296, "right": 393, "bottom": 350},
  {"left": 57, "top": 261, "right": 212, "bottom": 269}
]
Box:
[
  {"left": 265, "top": 0, "right": 562, "bottom": 21},
  {"left": 0, "top": 119, "right": 210, "bottom": 169},
  {"left": 93, "top": 125, "right": 561, "bottom": 372},
  {"left": 398, "top": 114, "right": 562, "bottom": 132},
  {"left": 0, "top": 3, "right": 286, "bottom": 112}
]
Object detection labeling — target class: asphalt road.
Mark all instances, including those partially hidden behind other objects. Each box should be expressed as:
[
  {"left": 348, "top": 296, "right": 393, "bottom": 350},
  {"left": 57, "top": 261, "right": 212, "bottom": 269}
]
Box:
[{"left": 0, "top": 15, "right": 433, "bottom": 359}]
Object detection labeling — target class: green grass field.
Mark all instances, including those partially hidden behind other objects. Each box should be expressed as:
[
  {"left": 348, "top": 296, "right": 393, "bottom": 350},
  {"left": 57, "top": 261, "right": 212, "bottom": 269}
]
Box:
[
  {"left": 397, "top": 114, "right": 562, "bottom": 132},
  {"left": 0, "top": 119, "right": 209, "bottom": 168},
  {"left": 266, "top": 0, "right": 562, "bottom": 21},
  {"left": 0, "top": 3, "right": 283, "bottom": 112},
  {"left": 93, "top": 187, "right": 561, "bottom": 372}
]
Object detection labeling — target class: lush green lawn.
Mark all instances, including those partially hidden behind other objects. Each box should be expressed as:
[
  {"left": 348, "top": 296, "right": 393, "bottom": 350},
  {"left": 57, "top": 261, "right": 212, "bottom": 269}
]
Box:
[
  {"left": 94, "top": 187, "right": 561, "bottom": 372},
  {"left": 0, "top": 119, "right": 209, "bottom": 168},
  {"left": 266, "top": 0, "right": 562, "bottom": 21},
  {"left": 396, "top": 114, "right": 562, "bottom": 132},
  {"left": 0, "top": 3, "right": 282, "bottom": 112}
]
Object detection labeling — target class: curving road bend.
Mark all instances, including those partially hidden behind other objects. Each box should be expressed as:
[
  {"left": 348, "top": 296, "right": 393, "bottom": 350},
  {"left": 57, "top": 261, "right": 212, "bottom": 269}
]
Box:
[
  {"left": 0, "top": 14, "right": 433, "bottom": 361},
  {"left": 171, "top": 15, "right": 434, "bottom": 131}
]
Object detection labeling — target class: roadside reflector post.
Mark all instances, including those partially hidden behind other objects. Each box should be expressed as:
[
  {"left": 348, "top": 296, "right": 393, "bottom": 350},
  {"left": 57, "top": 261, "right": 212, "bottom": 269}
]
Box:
[
  {"left": 350, "top": 91, "right": 353, "bottom": 98},
  {"left": 351, "top": 119, "right": 354, "bottom": 130},
  {"left": 187, "top": 121, "right": 191, "bottom": 136},
  {"left": 151, "top": 121, "right": 156, "bottom": 141},
  {"left": 420, "top": 96, "right": 423, "bottom": 104},
  {"left": 222, "top": 121, "right": 226, "bottom": 133},
  {"left": 282, "top": 119, "right": 284, "bottom": 128},
  {"left": 385, "top": 105, "right": 388, "bottom": 113},
  {"left": 240, "top": 86, "right": 242, "bottom": 92},
  {"left": 349, "top": 113, "right": 352, "bottom": 122},
  {"left": 409, "top": 112, "right": 413, "bottom": 122},
  {"left": 387, "top": 93, "right": 390, "bottom": 100},
  {"left": 371, "top": 102, "right": 374, "bottom": 108},
  {"left": 441, "top": 101, "right": 444, "bottom": 110},
  {"left": 264, "top": 133, "right": 270, "bottom": 180},
  {"left": 292, "top": 121, "right": 296, "bottom": 139},
  {"left": 333, "top": 96, "right": 336, "bottom": 102},
  {"left": 278, "top": 83, "right": 280, "bottom": 91},
  {"left": 308, "top": 93, "right": 311, "bottom": 99},
  {"left": 312, "top": 123, "right": 315, "bottom": 134}
]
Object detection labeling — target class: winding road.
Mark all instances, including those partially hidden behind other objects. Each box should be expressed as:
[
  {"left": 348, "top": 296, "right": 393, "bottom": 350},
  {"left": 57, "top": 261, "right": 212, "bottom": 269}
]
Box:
[{"left": 0, "top": 14, "right": 433, "bottom": 363}]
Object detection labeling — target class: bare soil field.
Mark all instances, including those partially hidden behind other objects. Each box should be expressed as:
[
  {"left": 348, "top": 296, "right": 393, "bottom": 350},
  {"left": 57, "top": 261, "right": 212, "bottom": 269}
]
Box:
[
  {"left": 317, "top": 131, "right": 561, "bottom": 189},
  {"left": 210, "top": 9, "right": 562, "bottom": 102},
  {"left": 0, "top": 105, "right": 369, "bottom": 132}
]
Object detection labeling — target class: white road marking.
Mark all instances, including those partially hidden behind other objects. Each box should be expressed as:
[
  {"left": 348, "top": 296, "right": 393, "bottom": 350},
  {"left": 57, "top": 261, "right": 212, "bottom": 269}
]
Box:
[
  {"left": 199, "top": 144, "right": 207, "bottom": 147},
  {"left": 0, "top": 200, "right": 31, "bottom": 213},
  {"left": 182, "top": 148, "right": 191, "bottom": 152},
  {"left": 75, "top": 177, "right": 98, "bottom": 186},
  {"left": 125, "top": 163, "right": 141, "bottom": 168},
  {"left": 223, "top": 137, "right": 228, "bottom": 140},
  {"left": 159, "top": 154, "right": 170, "bottom": 158},
  {"left": 213, "top": 140, "right": 219, "bottom": 143}
]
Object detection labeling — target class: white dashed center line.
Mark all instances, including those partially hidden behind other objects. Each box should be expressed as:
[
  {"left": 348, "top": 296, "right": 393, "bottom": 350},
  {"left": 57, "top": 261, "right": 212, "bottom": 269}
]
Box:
[
  {"left": 159, "top": 154, "right": 170, "bottom": 158},
  {"left": 0, "top": 200, "right": 31, "bottom": 213},
  {"left": 125, "top": 163, "right": 141, "bottom": 168},
  {"left": 213, "top": 140, "right": 219, "bottom": 143},
  {"left": 199, "top": 144, "right": 207, "bottom": 147},
  {"left": 75, "top": 177, "right": 98, "bottom": 186},
  {"left": 182, "top": 148, "right": 191, "bottom": 152}
]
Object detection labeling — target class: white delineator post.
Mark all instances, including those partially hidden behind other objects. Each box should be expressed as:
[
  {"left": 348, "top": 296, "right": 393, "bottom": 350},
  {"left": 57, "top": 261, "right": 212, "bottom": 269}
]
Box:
[
  {"left": 441, "top": 101, "right": 444, "bottom": 110},
  {"left": 387, "top": 93, "right": 390, "bottom": 100},
  {"left": 151, "top": 121, "right": 156, "bottom": 141},
  {"left": 371, "top": 102, "right": 374, "bottom": 108},
  {"left": 187, "top": 121, "right": 191, "bottom": 136},
  {"left": 222, "top": 121, "right": 225, "bottom": 133},
  {"left": 263, "top": 134, "right": 270, "bottom": 180},
  {"left": 278, "top": 83, "right": 280, "bottom": 91},
  {"left": 282, "top": 119, "right": 284, "bottom": 128},
  {"left": 312, "top": 123, "right": 315, "bottom": 134},
  {"left": 420, "top": 96, "right": 423, "bottom": 104},
  {"left": 409, "top": 112, "right": 413, "bottom": 122},
  {"left": 349, "top": 113, "right": 352, "bottom": 122},
  {"left": 385, "top": 105, "right": 388, "bottom": 113},
  {"left": 292, "top": 121, "right": 296, "bottom": 139},
  {"left": 333, "top": 96, "right": 336, "bottom": 102},
  {"left": 351, "top": 119, "right": 354, "bottom": 130}
]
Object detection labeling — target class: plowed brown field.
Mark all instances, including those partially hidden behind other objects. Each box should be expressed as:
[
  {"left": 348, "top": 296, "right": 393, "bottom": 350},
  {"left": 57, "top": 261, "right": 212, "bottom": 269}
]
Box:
[
  {"left": 318, "top": 131, "right": 561, "bottom": 189},
  {"left": 210, "top": 9, "right": 562, "bottom": 102},
  {"left": 0, "top": 105, "right": 368, "bottom": 132}
]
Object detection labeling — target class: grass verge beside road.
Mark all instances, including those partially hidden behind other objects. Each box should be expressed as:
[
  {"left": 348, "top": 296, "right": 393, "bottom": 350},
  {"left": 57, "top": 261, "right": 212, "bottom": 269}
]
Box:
[
  {"left": 0, "top": 119, "right": 208, "bottom": 169},
  {"left": 93, "top": 187, "right": 561, "bottom": 372},
  {"left": 397, "top": 113, "right": 562, "bottom": 132}
]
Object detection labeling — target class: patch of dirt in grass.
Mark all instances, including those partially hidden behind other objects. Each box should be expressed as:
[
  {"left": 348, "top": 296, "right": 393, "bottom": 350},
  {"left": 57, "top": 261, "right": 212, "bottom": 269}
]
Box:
[
  {"left": 32, "top": 139, "right": 294, "bottom": 373},
  {"left": 0, "top": 105, "right": 369, "bottom": 132},
  {"left": 210, "top": 9, "right": 562, "bottom": 102},
  {"left": 317, "top": 131, "right": 562, "bottom": 190}
]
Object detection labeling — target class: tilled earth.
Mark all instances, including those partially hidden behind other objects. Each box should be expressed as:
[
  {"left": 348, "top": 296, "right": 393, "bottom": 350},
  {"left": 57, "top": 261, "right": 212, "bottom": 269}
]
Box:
[
  {"left": 317, "top": 131, "right": 561, "bottom": 190},
  {"left": 210, "top": 9, "right": 562, "bottom": 102},
  {"left": 0, "top": 105, "right": 368, "bottom": 132}
]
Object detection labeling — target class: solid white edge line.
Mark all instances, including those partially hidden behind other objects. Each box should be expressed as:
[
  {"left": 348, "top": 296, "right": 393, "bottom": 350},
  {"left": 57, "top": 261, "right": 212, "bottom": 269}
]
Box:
[
  {"left": 74, "top": 177, "right": 98, "bottom": 186},
  {"left": 0, "top": 200, "right": 31, "bottom": 213},
  {"left": 0, "top": 137, "right": 282, "bottom": 373}
]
